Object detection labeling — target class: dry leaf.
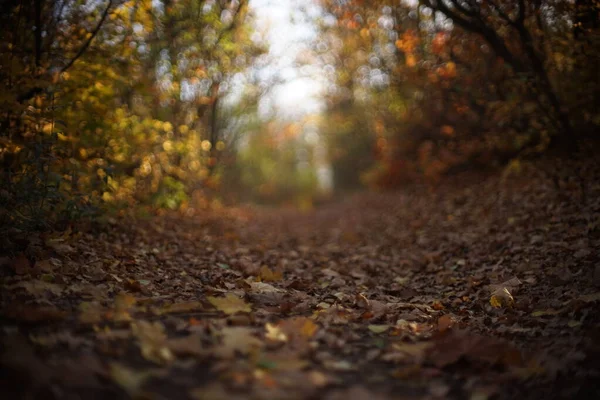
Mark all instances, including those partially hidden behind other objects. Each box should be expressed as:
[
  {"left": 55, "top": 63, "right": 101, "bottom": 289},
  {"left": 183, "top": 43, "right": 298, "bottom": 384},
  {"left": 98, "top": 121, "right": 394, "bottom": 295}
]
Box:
[
  {"left": 490, "top": 287, "right": 514, "bottom": 308},
  {"left": 382, "top": 341, "right": 432, "bottom": 363},
  {"left": 437, "top": 315, "right": 455, "bottom": 332},
  {"left": 259, "top": 265, "right": 283, "bottom": 282},
  {"left": 109, "top": 363, "right": 165, "bottom": 396},
  {"left": 162, "top": 301, "right": 204, "bottom": 314},
  {"left": 265, "top": 323, "right": 288, "bottom": 342},
  {"left": 368, "top": 324, "right": 390, "bottom": 334},
  {"left": 131, "top": 320, "right": 174, "bottom": 365},
  {"left": 9, "top": 280, "right": 64, "bottom": 297},
  {"left": 208, "top": 293, "right": 251, "bottom": 315},
  {"left": 113, "top": 293, "right": 136, "bottom": 321},
  {"left": 167, "top": 333, "right": 206, "bottom": 358},
  {"left": 78, "top": 301, "right": 104, "bottom": 324},
  {"left": 3, "top": 305, "right": 66, "bottom": 323},
  {"left": 11, "top": 254, "right": 31, "bottom": 275},
  {"left": 249, "top": 281, "right": 283, "bottom": 293},
  {"left": 578, "top": 292, "right": 600, "bottom": 303},
  {"left": 214, "top": 327, "right": 263, "bottom": 358}
]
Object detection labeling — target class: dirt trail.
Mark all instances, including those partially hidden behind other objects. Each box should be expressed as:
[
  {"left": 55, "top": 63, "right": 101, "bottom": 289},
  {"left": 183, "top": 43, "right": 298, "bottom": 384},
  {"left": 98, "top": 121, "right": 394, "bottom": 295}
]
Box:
[{"left": 1, "top": 169, "right": 599, "bottom": 400}]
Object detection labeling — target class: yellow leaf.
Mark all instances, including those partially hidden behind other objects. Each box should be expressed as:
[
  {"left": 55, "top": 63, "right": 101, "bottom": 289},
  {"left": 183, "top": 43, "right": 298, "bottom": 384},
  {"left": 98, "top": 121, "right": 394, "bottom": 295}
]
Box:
[
  {"left": 131, "top": 320, "right": 174, "bottom": 365},
  {"left": 368, "top": 324, "right": 390, "bottom": 334},
  {"left": 259, "top": 265, "right": 282, "bottom": 282},
  {"left": 214, "top": 327, "right": 262, "bottom": 359},
  {"left": 265, "top": 323, "right": 287, "bottom": 342},
  {"left": 490, "top": 287, "right": 514, "bottom": 308},
  {"left": 531, "top": 309, "right": 560, "bottom": 317},
  {"left": 208, "top": 293, "right": 251, "bottom": 315}
]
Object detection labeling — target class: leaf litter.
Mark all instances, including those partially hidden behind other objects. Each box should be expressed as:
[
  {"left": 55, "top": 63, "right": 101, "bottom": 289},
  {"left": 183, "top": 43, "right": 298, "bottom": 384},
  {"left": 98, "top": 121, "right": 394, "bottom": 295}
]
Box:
[{"left": 1, "top": 169, "right": 600, "bottom": 399}]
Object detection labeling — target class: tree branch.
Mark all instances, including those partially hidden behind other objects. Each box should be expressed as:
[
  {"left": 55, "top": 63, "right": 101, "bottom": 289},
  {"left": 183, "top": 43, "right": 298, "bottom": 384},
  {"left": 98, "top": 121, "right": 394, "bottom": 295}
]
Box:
[
  {"left": 488, "top": 0, "right": 517, "bottom": 26},
  {"left": 59, "top": 0, "right": 113, "bottom": 74}
]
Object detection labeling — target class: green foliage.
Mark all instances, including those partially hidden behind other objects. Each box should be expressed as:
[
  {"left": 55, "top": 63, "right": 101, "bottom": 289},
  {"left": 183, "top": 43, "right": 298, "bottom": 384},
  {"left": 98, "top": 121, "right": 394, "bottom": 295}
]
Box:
[{"left": 221, "top": 120, "right": 319, "bottom": 206}]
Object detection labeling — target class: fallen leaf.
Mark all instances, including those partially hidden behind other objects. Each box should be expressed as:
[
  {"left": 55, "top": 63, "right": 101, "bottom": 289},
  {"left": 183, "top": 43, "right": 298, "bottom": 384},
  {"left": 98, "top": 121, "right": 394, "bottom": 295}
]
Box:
[
  {"left": 190, "top": 383, "right": 244, "bottom": 400},
  {"left": 109, "top": 362, "right": 164, "bottom": 397},
  {"left": 162, "top": 301, "right": 204, "bottom": 314},
  {"left": 214, "top": 327, "right": 263, "bottom": 358},
  {"left": 208, "top": 293, "right": 251, "bottom": 315},
  {"left": 131, "top": 320, "right": 174, "bottom": 365},
  {"left": 531, "top": 309, "right": 561, "bottom": 317},
  {"left": 490, "top": 287, "right": 514, "bottom": 308},
  {"left": 29, "top": 332, "right": 87, "bottom": 348},
  {"left": 3, "top": 305, "right": 66, "bottom": 323},
  {"left": 437, "top": 315, "right": 455, "bottom": 332},
  {"left": 78, "top": 301, "right": 104, "bottom": 324},
  {"left": 431, "top": 300, "right": 445, "bottom": 310},
  {"left": 265, "top": 323, "right": 288, "bottom": 342},
  {"left": 113, "top": 292, "right": 136, "bottom": 321},
  {"left": 167, "top": 333, "right": 206, "bottom": 358},
  {"left": 124, "top": 279, "right": 143, "bottom": 292},
  {"left": 324, "top": 359, "right": 355, "bottom": 371},
  {"left": 368, "top": 324, "right": 390, "bottom": 334},
  {"left": 249, "top": 281, "right": 284, "bottom": 293},
  {"left": 8, "top": 280, "right": 63, "bottom": 297},
  {"left": 10, "top": 254, "right": 31, "bottom": 275},
  {"left": 578, "top": 292, "right": 600, "bottom": 303},
  {"left": 259, "top": 265, "right": 283, "bottom": 282},
  {"left": 45, "top": 239, "right": 75, "bottom": 255},
  {"left": 381, "top": 341, "right": 432, "bottom": 364},
  {"left": 36, "top": 259, "right": 59, "bottom": 273},
  {"left": 428, "top": 330, "right": 523, "bottom": 368}
]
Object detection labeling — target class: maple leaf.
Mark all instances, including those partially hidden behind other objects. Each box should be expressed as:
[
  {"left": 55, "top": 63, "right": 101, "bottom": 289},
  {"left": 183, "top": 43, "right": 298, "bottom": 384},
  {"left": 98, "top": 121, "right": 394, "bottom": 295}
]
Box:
[
  {"left": 208, "top": 293, "right": 251, "bottom": 315},
  {"left": 214, "top": 327, "right": 263, "bottom": 358}
]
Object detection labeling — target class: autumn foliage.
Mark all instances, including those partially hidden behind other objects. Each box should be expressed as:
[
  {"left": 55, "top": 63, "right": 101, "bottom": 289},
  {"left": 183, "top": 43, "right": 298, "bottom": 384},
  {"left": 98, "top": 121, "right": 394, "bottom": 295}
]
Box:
[
  {"left": 317, "top": 0, "right": 599, "bottom": 187},
  {"left": 0, "top": 0, "right": 263, "bottom": 233}
]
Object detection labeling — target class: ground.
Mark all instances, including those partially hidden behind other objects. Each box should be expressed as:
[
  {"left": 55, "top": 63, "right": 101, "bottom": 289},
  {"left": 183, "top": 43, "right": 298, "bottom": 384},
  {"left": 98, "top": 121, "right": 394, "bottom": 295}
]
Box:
[{"left": 1, "top": 163, "right": 600, "bottom": 400}]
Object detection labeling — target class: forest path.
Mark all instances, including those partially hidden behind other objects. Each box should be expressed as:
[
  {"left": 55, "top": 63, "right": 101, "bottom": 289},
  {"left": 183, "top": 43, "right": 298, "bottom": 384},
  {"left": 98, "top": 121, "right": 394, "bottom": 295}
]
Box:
[{"left": 2, "top": 168, "right": 600, "bottom": 399}]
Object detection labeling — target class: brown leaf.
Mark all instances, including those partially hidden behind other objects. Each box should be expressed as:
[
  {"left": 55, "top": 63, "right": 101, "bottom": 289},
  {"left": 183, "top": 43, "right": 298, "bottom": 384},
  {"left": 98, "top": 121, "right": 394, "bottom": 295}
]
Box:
[
  {"left": 214, "top": 327, "right": 263, "bottom": 359},
  {"left": 162, "top": 301, "right": 204, "bottom": 314},
  {"left": 10, "top": 254, "right": 31, "bottom": 275},
  {"left": 3, "top": 305, "right": 66, "bottom": 323},
  {"left": 427, "top": 330, "right": 523, "bottom": 368},
  {"left": 167, "top": 334, "right": 206, "bottom": 358},
  {"left": 437, "top": 315, "right": 455, "bottom": 333},
  {"left": 208, "top": 293, "right": 251, "bottom": 315},
  {"left": 131, "top": 320, "right": 174, "bottom": 365},
  {"left": 8, "top": 280, "right": 63, "bottom": 297},
  {"left": 259, "top": 265, "right": 283, "bottom": 282}
]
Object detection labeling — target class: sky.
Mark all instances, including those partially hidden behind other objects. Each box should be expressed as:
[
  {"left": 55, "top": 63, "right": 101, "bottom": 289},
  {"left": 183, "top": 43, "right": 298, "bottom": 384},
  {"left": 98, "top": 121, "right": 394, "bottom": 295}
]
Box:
[{"left": 249, "top": 0, "right": 325, "bottom": 120}]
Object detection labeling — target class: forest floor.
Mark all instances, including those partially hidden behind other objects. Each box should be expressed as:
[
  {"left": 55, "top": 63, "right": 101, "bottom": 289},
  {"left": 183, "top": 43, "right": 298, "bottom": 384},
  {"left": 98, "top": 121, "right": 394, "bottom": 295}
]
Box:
[{"left": 1, "top": 160, "right": 600, "bottom": 400}]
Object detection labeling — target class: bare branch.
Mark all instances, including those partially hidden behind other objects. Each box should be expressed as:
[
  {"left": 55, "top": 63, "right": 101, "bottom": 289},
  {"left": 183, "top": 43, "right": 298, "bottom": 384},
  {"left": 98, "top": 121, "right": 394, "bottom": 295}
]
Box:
[
  {"left": 488, "top": 0, "right": 517, "bottom": 26},
  {"left": 517, "top": 0, "right": 526, "bottom": 24},
  {"left": 60, "top": 0, "right": 114, "bottom": 74}
]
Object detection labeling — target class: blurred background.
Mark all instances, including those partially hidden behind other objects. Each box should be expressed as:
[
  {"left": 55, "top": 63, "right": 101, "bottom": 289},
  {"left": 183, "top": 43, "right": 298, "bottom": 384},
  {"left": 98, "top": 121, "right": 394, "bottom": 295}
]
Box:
[{"left": 0, "top": 0, "right": 598, "bottom": 230}]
